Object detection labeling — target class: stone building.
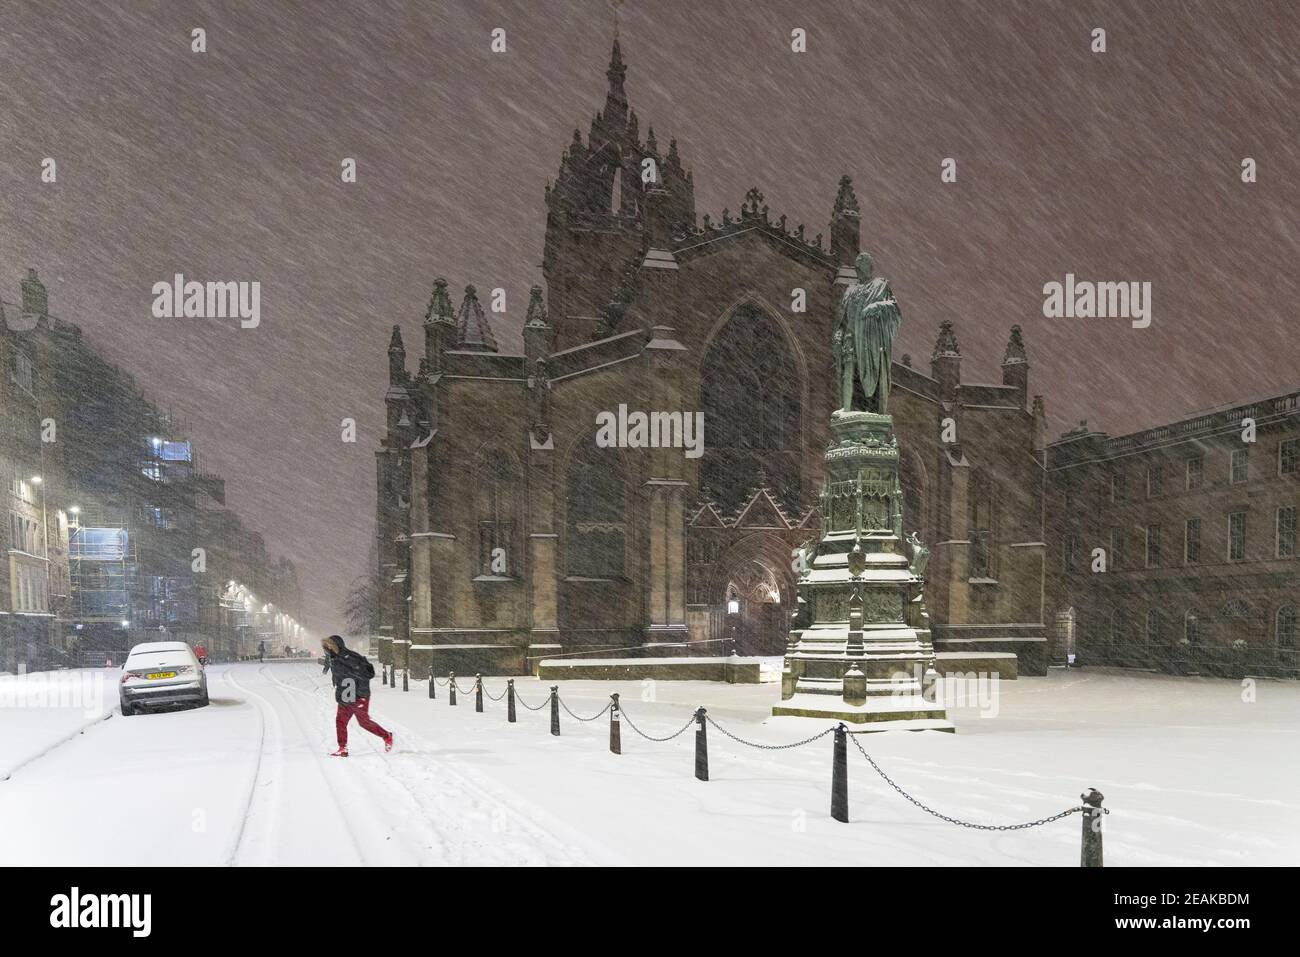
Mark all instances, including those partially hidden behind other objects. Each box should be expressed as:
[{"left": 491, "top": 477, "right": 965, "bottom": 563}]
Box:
[
  {"left": 2, "top": 269, "right": 303, "bottom": 669},
  {"left": 1046, "top": 391, "right": 1299, "bottom": 676},
  {"left": 375, "top": 40, "right": 1050, "bottom": 676},
  {"left": 0, "top": 271, "right": 72, "bottom": 672}
]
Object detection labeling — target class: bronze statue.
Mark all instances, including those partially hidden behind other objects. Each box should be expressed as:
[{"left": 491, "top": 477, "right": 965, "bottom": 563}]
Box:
[{"left": 834, "top": 251, "right": 903, "bottom": 413}]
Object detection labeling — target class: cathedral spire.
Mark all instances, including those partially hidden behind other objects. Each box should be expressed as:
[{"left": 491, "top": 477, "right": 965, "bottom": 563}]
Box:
[
  {"left": 603, "top": 33, "right": 629, "bottom": 126},
  {"left": 388, "top": 325, "right": 406, "bottom": 384}
]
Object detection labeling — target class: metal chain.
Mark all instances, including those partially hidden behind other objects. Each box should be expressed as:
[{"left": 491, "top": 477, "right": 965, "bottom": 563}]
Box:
[
  {"left": 705, "top": 715, "right": 834, "bottom": 751},
  {"left": 454, "top": 680, "right": 477, "bottom": 695},
  {"left": 483, "top": 684, "right": 507, "bottom": 702},
  {"left": 513, "top": 689, "right": 551, "bottom": 711},
  {"left": 558, "top": 697, "right": 613, "bottom": 722},
  {"left": 849, "top": 734, "right": 1107, "bottom": 831},
  {"left": 616, "top": 708, "right": 698, "bottom": 742},
  {"left": 434, "top": 677, "right": 449, "bottom": 687}
]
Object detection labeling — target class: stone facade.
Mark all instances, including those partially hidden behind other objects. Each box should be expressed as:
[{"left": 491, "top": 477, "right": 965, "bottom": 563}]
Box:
[
  {"left": 1047, "top": 392, "right": 1300, "bottom": 677},
  {"left": 376, "top": 40, "right": 1049, "bottom": 677}
]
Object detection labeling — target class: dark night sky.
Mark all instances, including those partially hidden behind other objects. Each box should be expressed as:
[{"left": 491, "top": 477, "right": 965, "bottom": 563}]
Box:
[{"left": 1, "top": 0, "right": 1296, "bottom": 633}]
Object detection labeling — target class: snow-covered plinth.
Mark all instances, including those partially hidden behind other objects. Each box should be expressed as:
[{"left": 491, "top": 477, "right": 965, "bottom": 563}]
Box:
[{"left": 773, "top": 691, "right": 955, "bottom": 730}]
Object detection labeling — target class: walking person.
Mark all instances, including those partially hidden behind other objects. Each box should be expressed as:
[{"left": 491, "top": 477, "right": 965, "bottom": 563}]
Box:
[
  {"left": 258, "top": 639, "right": 266, "bottom": 662},
  {"left": 321, "top": 634, "right": 392, "bottom": 757}
]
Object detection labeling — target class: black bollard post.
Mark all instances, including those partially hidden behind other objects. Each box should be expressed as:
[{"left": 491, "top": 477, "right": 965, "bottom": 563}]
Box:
[
  {"left": 507, "top": 679, "right": 516, "bottom": 723},
  {"left": 402, "top": 667, "right": 409, "bottom": 692},
  {"left": 382, "top": 664, "right": 388, "bottom": 686},
  {"left": 831, "top": 723, "right": 849, "bottom": 823},
  {"left": 428, "top": 664, "right": 435, "bottom": 699},
  {"left": 609, "top": 693, "right": 621, "bottom": 755},
  {"left": 1080, "top": 788, "right": 1105, "bottom": 867},
  {"left": 475, "top": 673, "right": 483, "bottom": 713},
  {"left": 449, "top": 672, "right": 457, "bottom": 707},
  {"left": 694, "top": 708, "right": 708, "bottom": 782},
  {"left": 549, "top": 686, "right": 560, "bottom": 736}
]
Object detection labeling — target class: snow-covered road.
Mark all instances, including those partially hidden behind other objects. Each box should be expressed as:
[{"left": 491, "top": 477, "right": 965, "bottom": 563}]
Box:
[{"left": 0, "top": 662, "right": 1296, "bottom": 866}]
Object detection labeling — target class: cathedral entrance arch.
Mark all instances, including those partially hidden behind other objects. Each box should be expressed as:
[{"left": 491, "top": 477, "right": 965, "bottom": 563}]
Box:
[{"left": 707, "top": 532, "right": 797, "bottom": 656}]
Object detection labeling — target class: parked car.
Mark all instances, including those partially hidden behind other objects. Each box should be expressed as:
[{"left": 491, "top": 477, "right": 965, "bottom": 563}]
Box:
[{"left": 119, "top": 641, "right": 209, "bottom": 715}]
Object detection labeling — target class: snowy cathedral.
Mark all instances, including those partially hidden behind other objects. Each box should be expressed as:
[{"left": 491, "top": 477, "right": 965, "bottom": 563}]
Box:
[{"left": 374, "top": 40, "right": 1050, "bottom": 677}]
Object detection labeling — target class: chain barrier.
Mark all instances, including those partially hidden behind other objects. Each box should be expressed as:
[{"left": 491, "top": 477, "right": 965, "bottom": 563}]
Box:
[
  {"left": 412, "top": 673, "right": 1108, "bottom": 852},
  {"left": 513, "top": 689, "right": 550, "bottom": 711},
  {"left": 558, "top": 697, "right": 613, "bottom": 722},
  {"left": 848, "top": 734, "right": 1106, "bottom": 831},
  {"left": 705, "top": 715, "right": 834, "bottom": 751},
  {"left": 616, "top": 707, "right": 697, "bottom": 742},
  {"left": 454, "top": 680, "right": 477, "bottom": 695}
]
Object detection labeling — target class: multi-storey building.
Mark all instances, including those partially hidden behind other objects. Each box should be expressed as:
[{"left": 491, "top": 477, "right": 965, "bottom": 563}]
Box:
[
  {"left": 1047, "top": 391, "right": 1299, "bottom": 676},
  {"left": 0, "top": 271, "right": 73, "bottom": 671},
  {"left": 1, "top": 269, "right": 304, "bottom": 668}
]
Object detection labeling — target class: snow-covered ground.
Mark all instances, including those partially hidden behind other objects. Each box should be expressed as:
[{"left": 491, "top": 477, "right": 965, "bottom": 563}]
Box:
[{"left": 0, "top": 662, "right": 1295, "bottom": 866}]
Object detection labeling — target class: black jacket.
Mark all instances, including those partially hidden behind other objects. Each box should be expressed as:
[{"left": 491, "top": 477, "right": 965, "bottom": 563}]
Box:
[{"left": 321, "top": 638, "right": 375, "bottom": 703}]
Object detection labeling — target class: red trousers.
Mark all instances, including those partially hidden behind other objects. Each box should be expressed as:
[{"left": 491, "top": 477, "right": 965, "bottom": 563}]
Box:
[{"left": 335, "top": 697, "right": 389, "bottom": 748}]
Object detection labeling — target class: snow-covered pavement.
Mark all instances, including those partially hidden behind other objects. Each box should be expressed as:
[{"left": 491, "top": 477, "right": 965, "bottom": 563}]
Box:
[{"left": 0, "top": 662, "right": 1296, "bottom": 866}]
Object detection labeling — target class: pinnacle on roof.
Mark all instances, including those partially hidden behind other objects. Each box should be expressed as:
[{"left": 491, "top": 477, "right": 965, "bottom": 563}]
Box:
[
  {"left": 455, "top": 284, "right": 498, "bottom": 352},
  {"left": 932, "top": 320, "right": 961, "bottom": 358},
  {"left": 424, "top": 277, "right": 455, "bottom": 324},
  {"left": 524, "top": 285, "right": 549, "bottom": 328},
  {"left": 1002, "top": 324, "right": 1027, "bottom": 364},
  {"left": 833, "top": 174, "right": 860, "bottom": 215}
]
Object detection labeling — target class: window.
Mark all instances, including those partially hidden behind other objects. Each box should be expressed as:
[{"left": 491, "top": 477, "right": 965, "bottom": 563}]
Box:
[
  {"left": 1184, "top": 518, "right": 1201, "bottom": 564},
  {"left": 1228, "top": 511, "right": 1247, "bottom": 561},
  {"left": 476, "top": 456, "right": 518, "bottom": 577},
  {"left": 1230, "top": 448, "right": 1248, "bottom": 484},
  {"left": 1063, "top": 534, "right": 1077, "bottom": 574},
  {"left": 1278, "top": 506, "right": 1296, "bottom": 559},
  {"left": 1185, "top": 455, "right": 1203, "bottom": 490},
  {"left": 566, "top": 440, "right": 626, "bottom": 578},
  {"left": 1146, "top": 465, "right": 1162, "bottom": 497},
  {"left": 1145, "top": 524, "right": 1160, "bottom": 568},
  {"left": 1145, "top": 608, "right": 1162, "bottom": 645},
  {"left": 1110, "top": 608, "right": 1126, "bottom": 643},
  {"left": 1281, "top": 439, "right": 1298, "bottom": 476},
  {"left": 9, "top": 350, "right": 34, "bottom": 396},
  {"left": 1279, "top": 605, "right": 1297, "bottom": 649},
  {"left": 1110, "top": 472, "right": 1126, "bottom": 503},
  {"left": 1184, "top": 611, "right": 1201, "bottom": 646},
  {"left": 1109, "top": 527, "right": 1124, "bottom": 571},
  {"left": 700, "top": 305, "right": 801, "bottom": 508}
]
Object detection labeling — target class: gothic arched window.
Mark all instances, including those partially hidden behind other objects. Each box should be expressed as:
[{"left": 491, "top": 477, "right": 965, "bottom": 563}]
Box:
[
  {"left": 1278, "top": 605, "right": 1297, "bottom": 649},
  {"left": 476, "top": 454, "right": 519, "bottom": 577},
  {"left": 566, "top": 440, "right": 626, "bottom": 578},
  {"left": 700, "top": 306, "right": 801, "bottom": 507}
]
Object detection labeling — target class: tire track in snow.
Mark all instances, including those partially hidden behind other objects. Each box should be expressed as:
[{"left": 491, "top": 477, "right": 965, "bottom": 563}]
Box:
[
  {"left": 255, "top": 665, "right": 429, "bottom": 865},
  {"left": 234, "top": 665, "right": 374, "bottom": 865}
]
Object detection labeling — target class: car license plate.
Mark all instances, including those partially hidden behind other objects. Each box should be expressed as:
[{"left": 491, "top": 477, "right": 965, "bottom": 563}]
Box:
[{"left": 146, "top": 671, "right": 176, "bottom": 680}]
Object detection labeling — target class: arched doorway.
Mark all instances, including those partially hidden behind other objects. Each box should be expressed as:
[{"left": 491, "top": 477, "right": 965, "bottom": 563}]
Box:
[{"left": 709, "top": 533, "right": 797, "bottom": 656}]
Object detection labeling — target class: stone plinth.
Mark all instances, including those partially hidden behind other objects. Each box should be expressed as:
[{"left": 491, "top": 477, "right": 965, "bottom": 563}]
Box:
[{"left": 774, "top": 410, "right": 953, "bottom": 730}]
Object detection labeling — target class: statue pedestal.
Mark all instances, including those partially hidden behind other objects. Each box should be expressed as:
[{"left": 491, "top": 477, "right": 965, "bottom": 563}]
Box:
[{"left": 773, "top": 410, "right": 953, "bottom": 731}]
